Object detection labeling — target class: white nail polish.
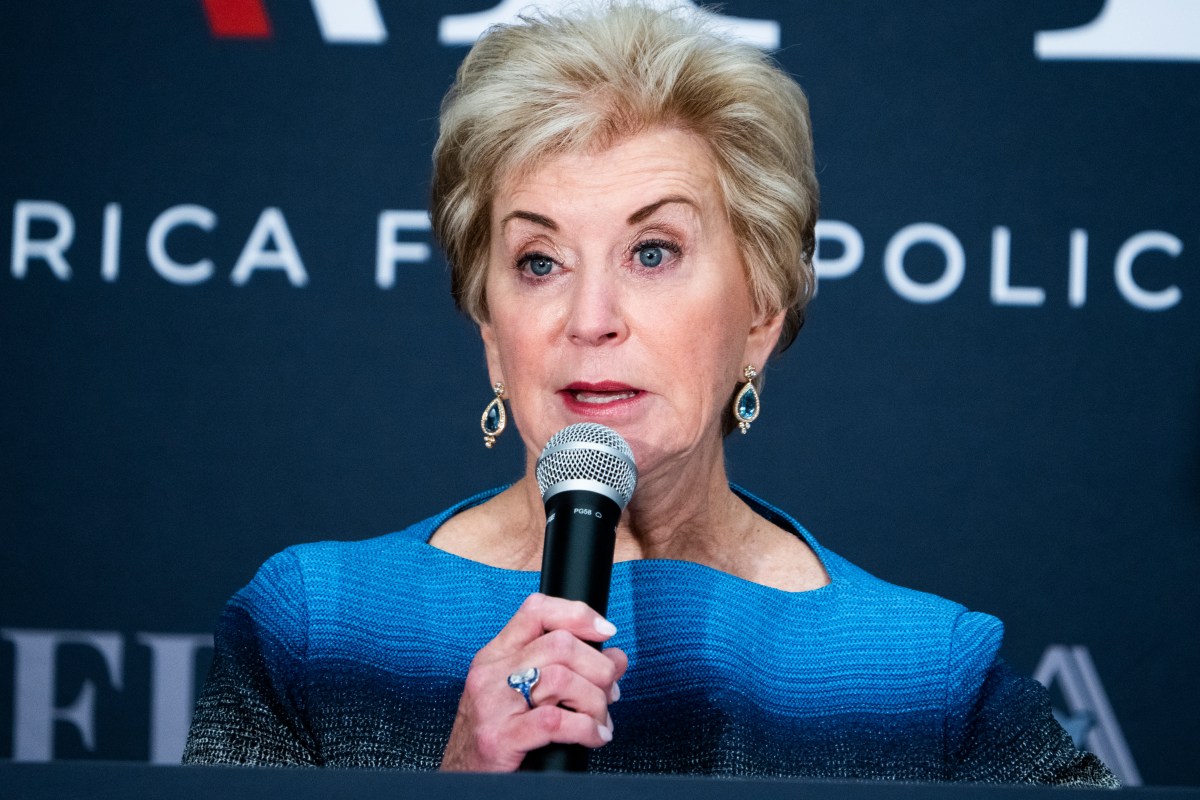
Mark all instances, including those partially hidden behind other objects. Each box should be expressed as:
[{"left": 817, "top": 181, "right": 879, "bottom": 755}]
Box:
[
  {"left": 594, "top": 617, "right": 617, "bottom": 636},
  {"left": 598, "top": 723, "right": 613, "bottom": 743},
  {"left": 610, "top": 682, "right": 621, "bottom": 702}
]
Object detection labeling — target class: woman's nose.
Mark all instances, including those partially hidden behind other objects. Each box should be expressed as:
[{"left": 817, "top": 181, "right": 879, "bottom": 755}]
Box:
[{"left": 564, "top": 264, "right": 628, "bottom": 346}]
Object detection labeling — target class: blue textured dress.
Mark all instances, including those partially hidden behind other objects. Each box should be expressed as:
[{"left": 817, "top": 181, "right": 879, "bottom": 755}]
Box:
[{"left": 183, "top": 487, "right": 1116, "bottom": 784}]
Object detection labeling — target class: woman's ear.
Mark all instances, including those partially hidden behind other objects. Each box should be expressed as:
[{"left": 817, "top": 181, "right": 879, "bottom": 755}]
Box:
[
  {"left": 743, "top": 306, "right": 787, "bottom": 369},
  {"left": 479, "top": 322, "right": 504, "bottom": 389}
]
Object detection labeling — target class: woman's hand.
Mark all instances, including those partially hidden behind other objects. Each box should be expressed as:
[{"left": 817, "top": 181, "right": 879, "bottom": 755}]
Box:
[{"left": 440, "top": 593, "right": 628, "bottom": 772}]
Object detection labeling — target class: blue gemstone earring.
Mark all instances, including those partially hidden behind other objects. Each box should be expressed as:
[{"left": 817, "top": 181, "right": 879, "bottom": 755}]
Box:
[
  {"left": 733, "top": 365, "right": 759, "bottom": 434},
  {"left": 481, "top": 381, "right": 507, "bottom": 448}
]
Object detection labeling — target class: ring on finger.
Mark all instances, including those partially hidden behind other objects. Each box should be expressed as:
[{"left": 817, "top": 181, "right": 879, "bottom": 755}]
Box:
[{"left": 507, "top": 667, "right": 540, "bottom": 710}]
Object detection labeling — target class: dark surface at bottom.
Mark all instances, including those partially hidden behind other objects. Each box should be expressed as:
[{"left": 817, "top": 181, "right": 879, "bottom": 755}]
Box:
[{"left": 4, "top": 762, "right": 1197, "bottom": 800}]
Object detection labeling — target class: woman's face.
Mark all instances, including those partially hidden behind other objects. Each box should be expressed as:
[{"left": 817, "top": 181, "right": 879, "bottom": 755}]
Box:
[{"left": 481, "top": 127, "right": 783, "bottom": 478}]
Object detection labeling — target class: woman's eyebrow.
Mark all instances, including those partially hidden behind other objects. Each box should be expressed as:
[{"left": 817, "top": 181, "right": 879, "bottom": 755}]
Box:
[
  {"left": 500, "top": 209, "right": 557, "bottom": 230},
  {"left": 499, "top": 195, "right": 694, "bottom": 231},
  {"left": 627, "top": 195, "right": 695, "bottom": 224}
]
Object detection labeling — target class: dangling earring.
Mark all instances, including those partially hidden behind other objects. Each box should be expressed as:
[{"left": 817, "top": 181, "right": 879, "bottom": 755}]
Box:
[
  {"left": 481, "top": 382, "right": 507, "bottom": 448},
  {"left": 732, "top": 365, "right": 759, "bottom": 434}
]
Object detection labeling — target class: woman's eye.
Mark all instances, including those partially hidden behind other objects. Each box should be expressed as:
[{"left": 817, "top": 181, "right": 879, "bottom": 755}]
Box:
[
  {"left": 633, "top": 240, "right": 678, "bottom": 269},
  {"left": 637, "top": 246, "right": 664, "bottom": 268},
  {"left": 519, "top": 254, "right": 556, "bottom": 276}
]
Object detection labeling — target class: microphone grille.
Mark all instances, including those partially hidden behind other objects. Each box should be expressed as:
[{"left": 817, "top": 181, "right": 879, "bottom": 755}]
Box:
[{"left": 536, "top": 423, "right": 638, "bottom": 509}]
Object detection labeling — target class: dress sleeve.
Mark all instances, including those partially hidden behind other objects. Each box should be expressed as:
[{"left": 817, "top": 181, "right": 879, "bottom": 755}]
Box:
[
  {"left": 944, "top": 611, "right": 1119, "bottom": 786},
  {"left": 182, "top": 549, "right": 321, "bottom": 766}
]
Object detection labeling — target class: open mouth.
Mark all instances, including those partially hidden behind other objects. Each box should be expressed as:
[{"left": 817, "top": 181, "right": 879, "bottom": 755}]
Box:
[
  {"left": 570, "top": 390, "right": 638, "bottom": 404},
  {"left": 562, "top": 382, "right": 642, "bottom": 409}
]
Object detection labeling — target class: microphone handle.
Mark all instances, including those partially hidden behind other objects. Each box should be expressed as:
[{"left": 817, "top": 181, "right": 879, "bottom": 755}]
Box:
[{"left": 520, "top": 489, "right": 620, "bottom": 773}]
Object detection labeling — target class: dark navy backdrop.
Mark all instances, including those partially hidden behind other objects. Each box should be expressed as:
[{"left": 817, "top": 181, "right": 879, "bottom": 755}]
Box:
[{"left": 1, "top": 0, "right": 1196, "bottom": 786}]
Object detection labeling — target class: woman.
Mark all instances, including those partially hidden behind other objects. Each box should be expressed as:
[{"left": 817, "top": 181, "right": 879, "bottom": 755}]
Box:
[{"left": 184, "top": 3, "right": 1116, "bottom": 784}]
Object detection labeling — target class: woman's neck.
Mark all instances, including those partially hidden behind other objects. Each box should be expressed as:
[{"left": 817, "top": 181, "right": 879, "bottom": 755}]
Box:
[
  {"left": 429, "top": 442, "right": 829, "bottom": 592},
  {"left": 512, "top": 441, "right": 768, "bottom": 571}
]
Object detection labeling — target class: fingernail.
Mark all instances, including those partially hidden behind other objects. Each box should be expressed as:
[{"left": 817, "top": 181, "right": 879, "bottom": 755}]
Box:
[
  {"left": 610, "top": 682, "right": 621, "bottom": 702},
  {"left": 594, "top": 617, "right": 617, "bottom": 636},
  {"left": 598, "top": 722, "right": 613, "bottom": 743}
]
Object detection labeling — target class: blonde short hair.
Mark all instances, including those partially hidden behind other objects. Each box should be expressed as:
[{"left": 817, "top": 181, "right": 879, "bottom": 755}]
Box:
[{"left": 431, "top": 2, "right": 818, "bottom": 353}]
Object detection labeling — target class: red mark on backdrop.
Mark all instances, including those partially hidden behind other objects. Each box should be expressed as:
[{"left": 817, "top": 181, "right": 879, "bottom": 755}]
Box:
[{"left": 202, "top": 0, "right": 272, "bottom": 38}]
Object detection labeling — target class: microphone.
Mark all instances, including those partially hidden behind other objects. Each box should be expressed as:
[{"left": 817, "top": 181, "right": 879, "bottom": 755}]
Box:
[{"left": 520, "top": 423, "right": 638, "bottom": 772}]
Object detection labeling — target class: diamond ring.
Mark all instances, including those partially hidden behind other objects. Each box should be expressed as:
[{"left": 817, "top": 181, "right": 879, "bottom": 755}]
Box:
[{"left": 507, "top": 667, "right": 540, "bottom": 710}]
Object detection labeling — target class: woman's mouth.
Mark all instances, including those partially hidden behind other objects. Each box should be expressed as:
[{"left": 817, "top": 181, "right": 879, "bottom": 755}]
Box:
[
  {"left": 571, "top": 390, "right": 638, "bottom": 404},
  {"left": 561, "top": 382, "right": 642, "bottom": 413}
]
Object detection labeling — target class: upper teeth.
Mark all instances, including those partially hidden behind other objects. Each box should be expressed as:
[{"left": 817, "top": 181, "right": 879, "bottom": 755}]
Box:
[{"left": 575, "top": 391, "right": 635, "bottom": 404}]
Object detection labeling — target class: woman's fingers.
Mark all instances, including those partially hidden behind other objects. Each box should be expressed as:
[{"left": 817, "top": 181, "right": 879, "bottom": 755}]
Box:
[
  {"left": 509, "top": 704, "right": 614, "bottom": 752},
  {"left": 446, "top": 704, "right": 613, "bottom": 773},
  {"left": 603, "top": 645, "right": 629, "bottom": 683},
  {"left": 528, "top": 663, "right": 611, "bottom": 723},
  {"left": 488, "top": 593, "right": 617, "bottom": 655},
  {"left": 441, "top": 593, "right": 625, "bottom": 772},
  {"left": 442, "top": 650, "right": 622, "bottom": 772},
  {"left": 520, "top": 628, "right": 621, "bottom": 689}
]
